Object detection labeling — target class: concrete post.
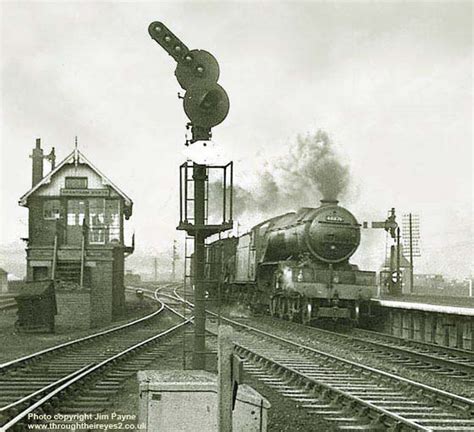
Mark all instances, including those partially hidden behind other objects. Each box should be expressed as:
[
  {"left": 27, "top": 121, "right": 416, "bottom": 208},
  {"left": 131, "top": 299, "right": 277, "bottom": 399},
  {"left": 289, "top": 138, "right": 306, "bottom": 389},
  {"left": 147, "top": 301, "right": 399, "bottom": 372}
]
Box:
[{"left": 218, "top": 325, "right": 234, "bottom": 432}]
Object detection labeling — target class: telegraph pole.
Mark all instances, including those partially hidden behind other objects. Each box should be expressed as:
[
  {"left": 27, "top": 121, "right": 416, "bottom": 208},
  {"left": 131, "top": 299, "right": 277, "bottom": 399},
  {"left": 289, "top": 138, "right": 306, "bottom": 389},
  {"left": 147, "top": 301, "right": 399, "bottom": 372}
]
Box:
[
  {"left": 171, "top": 240, "right": 178, "bottom": 281},
  {"left": 402, "top": 213, "right": 420, "bottom": 294}
]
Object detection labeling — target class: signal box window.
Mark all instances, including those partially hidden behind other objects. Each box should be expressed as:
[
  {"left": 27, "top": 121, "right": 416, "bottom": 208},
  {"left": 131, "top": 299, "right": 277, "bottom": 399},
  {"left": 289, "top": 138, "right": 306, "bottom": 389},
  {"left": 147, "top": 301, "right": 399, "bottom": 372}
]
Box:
[
  {"left": 67, "top": 200, "right": 86, "bottom": 226},
  {"left": 44, "top": 200, "right": 61, "bottom": 220},
  {"left": 65, "top": 177, "right": 88, "bottom": 189},
  {"left": 105, "top": 200, "right": 120, "bottom": 242},
  {"left": 89, "top": 198, "right": 105, "bottom": 244}
]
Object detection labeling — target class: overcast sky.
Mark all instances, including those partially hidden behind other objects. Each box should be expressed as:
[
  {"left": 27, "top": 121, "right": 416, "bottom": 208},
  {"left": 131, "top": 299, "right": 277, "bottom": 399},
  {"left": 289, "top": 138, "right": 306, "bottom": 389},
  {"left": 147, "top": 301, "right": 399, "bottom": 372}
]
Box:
[{"left": 0, "top": 1, "right": 472, "bottom": 278}]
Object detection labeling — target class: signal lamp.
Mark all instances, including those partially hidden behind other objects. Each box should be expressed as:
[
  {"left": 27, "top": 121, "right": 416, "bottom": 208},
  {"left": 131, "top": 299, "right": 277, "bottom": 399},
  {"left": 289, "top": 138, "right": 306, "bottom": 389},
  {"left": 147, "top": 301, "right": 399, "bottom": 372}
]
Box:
[
  {"left": 175, "top": 49, "right": 220, "bottom": 91},
  {"left": 183, "top": 83, "right": 229, "bottom": 128}
]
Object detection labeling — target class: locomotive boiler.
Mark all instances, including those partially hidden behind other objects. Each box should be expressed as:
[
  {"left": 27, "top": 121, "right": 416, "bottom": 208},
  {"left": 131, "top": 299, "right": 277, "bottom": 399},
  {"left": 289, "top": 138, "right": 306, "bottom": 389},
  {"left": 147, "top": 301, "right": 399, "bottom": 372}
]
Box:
[{"left": 205, "top": 199, "right": 376, "bottom": 323}]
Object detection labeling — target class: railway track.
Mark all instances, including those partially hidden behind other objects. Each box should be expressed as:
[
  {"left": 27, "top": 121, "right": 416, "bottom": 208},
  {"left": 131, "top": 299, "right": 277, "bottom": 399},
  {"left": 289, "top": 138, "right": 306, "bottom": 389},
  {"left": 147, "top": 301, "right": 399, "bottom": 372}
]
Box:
[
  {"left": 172, "top": 284, "right": 474, "bottom": 389},
  {"left": 157, "top": 288, "right": 474, "bottom": 431},
  {"left": 231, "top": 326, "right": 474, "bottom": 431},
  {"left": 350, "top": 327, "right": 474, "bottom": 379},
  {"left": 0, "top": 284, "right": 190, "bottom": 431},
  {"left": 251, "top": 317, "right": 474, "bottom": 387}
]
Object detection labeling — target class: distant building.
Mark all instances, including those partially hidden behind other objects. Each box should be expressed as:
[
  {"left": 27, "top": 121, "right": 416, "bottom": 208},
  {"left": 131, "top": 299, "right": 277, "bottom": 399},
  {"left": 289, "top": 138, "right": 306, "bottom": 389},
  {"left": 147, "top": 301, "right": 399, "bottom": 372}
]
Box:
[
  {"left": 0, "top": 268, "right": 8, "bottom": 293},
  {"left": 414, "top": 274, "right": 445, "bottom": 289},
  {"left": 124, "top": 270, "right": 142, "bottom": 285},
  {"left": 414, "top": 274, "right": 471, "bottom": 297},
  {"left": 19, "top": 138, "right": 134, "bottom": 328}
]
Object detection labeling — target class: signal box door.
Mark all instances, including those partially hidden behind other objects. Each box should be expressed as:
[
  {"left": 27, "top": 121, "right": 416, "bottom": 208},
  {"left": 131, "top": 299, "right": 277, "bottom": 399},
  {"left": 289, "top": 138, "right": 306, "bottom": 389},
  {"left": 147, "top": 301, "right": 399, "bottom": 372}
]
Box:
[{"left": 67, "top": 200, "right": 86, "bottom": 245}]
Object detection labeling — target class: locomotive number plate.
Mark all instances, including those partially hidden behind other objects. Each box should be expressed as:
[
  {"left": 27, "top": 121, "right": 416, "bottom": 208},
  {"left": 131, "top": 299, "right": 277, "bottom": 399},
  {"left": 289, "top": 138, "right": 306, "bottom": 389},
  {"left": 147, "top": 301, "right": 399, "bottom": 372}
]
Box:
[{"left": 326, "top": 215, "right": 344, "bottom": 222}]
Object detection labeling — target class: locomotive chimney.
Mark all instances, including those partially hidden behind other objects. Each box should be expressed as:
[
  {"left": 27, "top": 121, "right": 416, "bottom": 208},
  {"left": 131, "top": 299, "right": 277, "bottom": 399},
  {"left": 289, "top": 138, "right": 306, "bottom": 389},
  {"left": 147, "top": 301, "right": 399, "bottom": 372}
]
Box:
[
  {"left": 320, "top": 199, "right": 339, "bottom": 206},
  {"left": 31, "top": 138, "right": 44, "bottom": 187}
]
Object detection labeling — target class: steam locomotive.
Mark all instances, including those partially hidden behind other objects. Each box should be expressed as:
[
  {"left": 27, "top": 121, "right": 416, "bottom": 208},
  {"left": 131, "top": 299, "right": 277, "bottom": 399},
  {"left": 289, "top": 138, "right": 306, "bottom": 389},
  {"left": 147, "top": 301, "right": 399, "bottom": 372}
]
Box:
[{"left": 205, "top": 199, "right": 376, "bottom": 323}]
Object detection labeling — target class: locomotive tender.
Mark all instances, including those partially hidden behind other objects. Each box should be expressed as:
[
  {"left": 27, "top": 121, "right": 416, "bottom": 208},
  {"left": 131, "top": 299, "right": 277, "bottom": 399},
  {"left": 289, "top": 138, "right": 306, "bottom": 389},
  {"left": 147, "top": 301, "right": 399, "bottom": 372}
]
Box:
[{"left": 206, "top": 199, "right": 376, "bottom": 323}]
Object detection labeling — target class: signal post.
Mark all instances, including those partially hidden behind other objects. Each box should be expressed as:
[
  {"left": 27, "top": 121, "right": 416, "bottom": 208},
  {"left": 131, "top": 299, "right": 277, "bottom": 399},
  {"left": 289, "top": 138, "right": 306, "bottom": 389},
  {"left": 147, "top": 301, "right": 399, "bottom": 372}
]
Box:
[
  {"left": 149, "top": 21, "right": 233, "bottom": 370},
  {"left": 178, "top": 162, "right": 233, "bottom": 369},
  {"left": 364, "top": 208, "right": 402, "bottom": 295}
]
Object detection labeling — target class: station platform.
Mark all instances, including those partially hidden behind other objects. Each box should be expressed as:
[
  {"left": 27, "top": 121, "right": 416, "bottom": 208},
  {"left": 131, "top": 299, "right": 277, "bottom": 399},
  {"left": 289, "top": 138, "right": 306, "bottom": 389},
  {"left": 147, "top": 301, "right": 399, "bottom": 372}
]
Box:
[
  {"left": 371, "top": 295, "right": 474, "bottom": 316},
  {"left": 370, "top": 295, "right": 474, "bottom": 350}
]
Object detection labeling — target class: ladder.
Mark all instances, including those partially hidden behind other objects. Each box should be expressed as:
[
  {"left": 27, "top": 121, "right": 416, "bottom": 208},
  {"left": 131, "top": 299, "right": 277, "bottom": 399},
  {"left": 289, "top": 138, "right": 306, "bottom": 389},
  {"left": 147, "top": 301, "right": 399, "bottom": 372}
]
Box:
[
  {"left": 178, "top": 161, "right": 234, "bottom": 369},
  {"left": 181, "top": 231, "right": 224, "bottom": 369}
]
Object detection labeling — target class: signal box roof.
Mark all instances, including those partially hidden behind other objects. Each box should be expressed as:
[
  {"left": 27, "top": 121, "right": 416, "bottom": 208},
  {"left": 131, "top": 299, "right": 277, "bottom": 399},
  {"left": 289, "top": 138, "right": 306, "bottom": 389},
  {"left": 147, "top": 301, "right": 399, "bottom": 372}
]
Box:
[{"left": 19, "top": 148, "right": 133, "bottom": 218}]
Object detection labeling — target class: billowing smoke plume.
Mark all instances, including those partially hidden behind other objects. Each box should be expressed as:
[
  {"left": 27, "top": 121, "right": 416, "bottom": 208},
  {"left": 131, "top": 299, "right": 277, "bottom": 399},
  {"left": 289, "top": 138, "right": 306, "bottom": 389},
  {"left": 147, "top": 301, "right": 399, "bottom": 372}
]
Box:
[
  {"left": 287, "top": 129, "right": 350, "bottom": 201},
  {"left": 208, "top": 129, "right": 350, "bottom": 221}
]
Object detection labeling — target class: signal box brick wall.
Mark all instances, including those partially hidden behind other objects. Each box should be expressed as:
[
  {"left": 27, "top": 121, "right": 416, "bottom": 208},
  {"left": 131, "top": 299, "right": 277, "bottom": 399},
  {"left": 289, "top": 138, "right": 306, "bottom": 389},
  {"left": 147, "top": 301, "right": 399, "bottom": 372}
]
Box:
[
  {"left": 52, "top": 258, "right": 119, "bottom": 329},
  {"left": 29, "top": 247, "right": 125, "bottom": 329},
  {"left": 90, "top": 259, "right": 113, "bottom": 328},
  {"left": 20, "top": 144, "right": 134, "bottom": 330},
  {"left": 54, "top": 253, "right": 120, "bottom": 329},
  {"left": 28, "top": 197, "right": 57, "bottom": 246},
  {"left": 112, "top": 247, "right": 125, "bottom": 317},
  {"left": 56, "top": 291, "right": 91, "bottom": 329}
]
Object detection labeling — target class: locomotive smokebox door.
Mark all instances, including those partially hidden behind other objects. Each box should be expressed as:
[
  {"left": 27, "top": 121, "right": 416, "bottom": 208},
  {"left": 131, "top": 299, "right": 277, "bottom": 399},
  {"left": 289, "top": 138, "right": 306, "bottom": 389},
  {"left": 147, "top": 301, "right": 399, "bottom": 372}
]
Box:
[{"left": 15, "top": 280, "right": 57, "bottom": 333}]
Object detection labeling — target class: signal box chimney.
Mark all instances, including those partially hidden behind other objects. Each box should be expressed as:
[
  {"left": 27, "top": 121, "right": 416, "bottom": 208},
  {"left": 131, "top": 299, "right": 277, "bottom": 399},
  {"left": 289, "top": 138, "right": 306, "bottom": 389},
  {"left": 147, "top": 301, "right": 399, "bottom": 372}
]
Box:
[{"left": 31, "top": 138, "right": 44, "bottom": 187}]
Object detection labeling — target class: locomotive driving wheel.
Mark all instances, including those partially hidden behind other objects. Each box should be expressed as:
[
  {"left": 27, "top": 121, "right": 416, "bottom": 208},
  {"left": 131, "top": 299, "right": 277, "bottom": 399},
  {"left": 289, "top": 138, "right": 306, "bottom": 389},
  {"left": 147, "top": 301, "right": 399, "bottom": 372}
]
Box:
[
  {"left": 287, "top": 299, "right": 295, "bottom": 321},
  {"left": 276, "top": 296, "right": 286, "bottom": 319},
  {"left": 287, "top": 297, "right": 300, "bottom": 322}
]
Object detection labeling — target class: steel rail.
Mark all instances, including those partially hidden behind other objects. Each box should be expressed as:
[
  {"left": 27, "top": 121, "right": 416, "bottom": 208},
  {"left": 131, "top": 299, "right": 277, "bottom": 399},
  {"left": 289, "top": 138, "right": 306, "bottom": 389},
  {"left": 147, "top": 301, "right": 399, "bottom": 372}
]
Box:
[
  {"left": 0, "top": 284, "right": 171, "bottom": 373},
  {"left": 236, "top": 343, "right": 432, "bottom": 431},
  {"left": 0, "top": 365, "right": 92, "bottom": 413},
  {"left": 1, "top": 364, "right": 96, "bottom": 431},
  {"left": 288, "top": 323, "right": 474, "bottom": 376},
  {"left": 164, "top": 288, "right": 474, "bottom": 427},
  {"left": 169, "top": 287, "right": 473, "bottom": 406},
  {"left": 0, "top": 284, "right": 178, "bottom": 428},
  {"left": 0, "top": 287, "right": 170, "bottom": 423},
  {"left": 355, "top": 327, "right": 474, "bottom": 357},
  {"left": 2, "top": 285, "right": 186, "bottom": 429},
  {"left": 217, "top": 313, "right": 474, "bottom": 409},
  {"left": 345, "top": 331, "right": 474, "bottom": 375},
  {"left": 2, "top": 318, "right": 191, "bottom": 431}
]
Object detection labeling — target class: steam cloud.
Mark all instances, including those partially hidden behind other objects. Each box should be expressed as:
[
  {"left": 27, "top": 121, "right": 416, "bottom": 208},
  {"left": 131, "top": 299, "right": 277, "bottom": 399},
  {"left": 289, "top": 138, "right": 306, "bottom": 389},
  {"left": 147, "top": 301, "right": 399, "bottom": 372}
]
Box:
[{"left": 209, "top": 129, "right": 350, "bottom": 220}]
